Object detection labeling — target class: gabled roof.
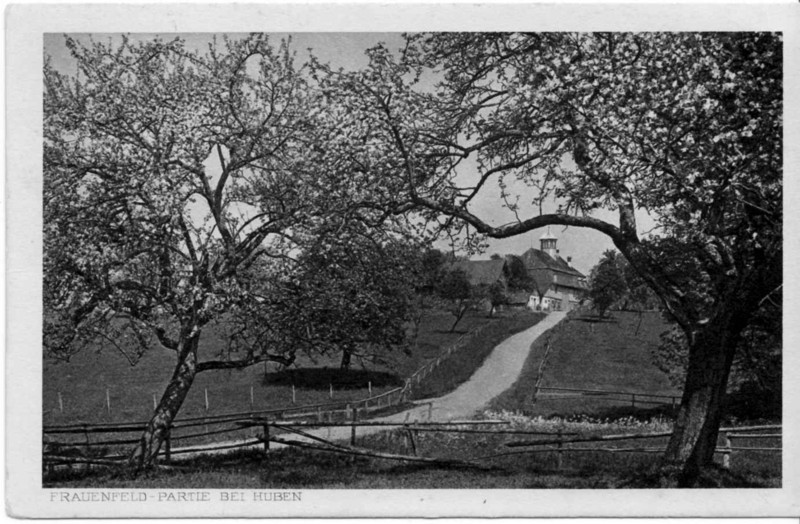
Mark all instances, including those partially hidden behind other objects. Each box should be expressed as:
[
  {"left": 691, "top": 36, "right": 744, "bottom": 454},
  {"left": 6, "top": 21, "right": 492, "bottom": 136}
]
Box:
[
  {"left": 520, "top": 248, "right": 586, "bottom": 278},
  {"left": 530, "top": 271, "right": 557, "bottom": 297},
  {"left": 448, "top": 259, "right": 506, "bottom": 287}
]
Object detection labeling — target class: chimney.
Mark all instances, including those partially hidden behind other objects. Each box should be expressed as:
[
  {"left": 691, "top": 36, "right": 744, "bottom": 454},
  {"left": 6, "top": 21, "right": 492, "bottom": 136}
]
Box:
[{"left": 567, "top": 256, "right": 572, "bottom": 265}]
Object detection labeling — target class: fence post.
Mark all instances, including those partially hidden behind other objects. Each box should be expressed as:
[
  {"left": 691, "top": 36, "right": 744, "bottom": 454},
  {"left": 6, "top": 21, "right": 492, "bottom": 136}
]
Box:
[
  {"left": 292, "top": 385, "right": 296, "bottom": 405},
  {"left": 317, "top": 406, "right": 323, "bottom": 423},
  {"left": 329, "top": 383, "right": 334, "bottom": 399},
  {"left": 631, "top": 394, "right": 636, "bottom": 408},
  {"left": 405, "top": 425, "right": 417, "bottom": 456},
  {"left": 722, "top": 432, "right": 731, "bottom": 470},
  {"left": 250, "top": 386, "right": 254, "bottom": 411},
  {"left": 106, "top": 388, "right": 111, "bottom": 415},
  {"left": 428, "top": 402, "right": 433, "bottom": 421},
  {"left": 263, "top": 423, "right": 270, "bottom": 455},
  {"left": 556, "top": 428, "right": 564, "bottom": 470},
  {"left": 58, "top": 392, "right": 63, "bottom": 413},
  {"left": 84, "top": 426, "right": 91, "bottom": 473},
  {"left": 350, "top": 405, "right": 357, "bottom": 446}
]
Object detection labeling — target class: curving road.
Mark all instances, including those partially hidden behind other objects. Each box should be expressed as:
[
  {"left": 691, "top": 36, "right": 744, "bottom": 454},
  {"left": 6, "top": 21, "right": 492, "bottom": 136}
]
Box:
[{"left": 278, "top": 311, "right": 567, "bottom": 445}]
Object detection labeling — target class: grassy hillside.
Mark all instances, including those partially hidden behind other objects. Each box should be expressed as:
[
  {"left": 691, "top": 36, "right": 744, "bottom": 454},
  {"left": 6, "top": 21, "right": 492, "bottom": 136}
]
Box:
[
  {"left": 43, "top": 309, "right": 537, "bottom": 426},
  {"left": 491, "top": 311, "right": 680, "bottom": 418}
]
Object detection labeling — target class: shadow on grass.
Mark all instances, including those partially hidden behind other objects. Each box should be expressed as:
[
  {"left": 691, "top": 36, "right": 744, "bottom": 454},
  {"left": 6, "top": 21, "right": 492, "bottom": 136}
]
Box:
[
  {"left": 571, "top": 315, "right": 619, "bottom": 324},
  {"left": 617, "top": 463, "right": 776, "bottom": 488},
  {"left": 263, "top": 368, "right": 404, "bottom": 390}
]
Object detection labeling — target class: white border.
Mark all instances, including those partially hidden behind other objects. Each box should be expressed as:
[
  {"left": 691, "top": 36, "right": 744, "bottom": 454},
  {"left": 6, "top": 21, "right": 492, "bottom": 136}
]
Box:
[{"left": 6, "top": 3, "right": 800, "bottom": 518}]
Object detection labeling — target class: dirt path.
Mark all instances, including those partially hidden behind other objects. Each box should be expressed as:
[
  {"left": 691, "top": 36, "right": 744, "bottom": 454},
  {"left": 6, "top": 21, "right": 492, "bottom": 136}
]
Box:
[{"left": 174, "top": 311, "right": 567, "bottom": 455}]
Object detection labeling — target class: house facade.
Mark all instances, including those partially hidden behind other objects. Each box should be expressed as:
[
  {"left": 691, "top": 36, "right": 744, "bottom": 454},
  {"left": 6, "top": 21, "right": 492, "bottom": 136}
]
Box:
[{"left": 520, "top": 230, "right": 588, "bottom": 312}]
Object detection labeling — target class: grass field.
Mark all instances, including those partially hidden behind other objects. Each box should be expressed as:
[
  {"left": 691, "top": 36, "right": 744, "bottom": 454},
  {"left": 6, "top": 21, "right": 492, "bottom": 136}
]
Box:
[
  {"left": 490, "top": 311, "right": 681, "bottom": 418},
  {"left": 43, "top": 309, "right": 539, "bottom": 426}
]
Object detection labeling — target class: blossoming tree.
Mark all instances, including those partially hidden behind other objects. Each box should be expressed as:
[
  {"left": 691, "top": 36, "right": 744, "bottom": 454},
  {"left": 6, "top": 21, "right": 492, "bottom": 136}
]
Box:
[
  {"left": 44, "top": 34, "right": 420, "bottom": 471},
  {"left": 322, "top": 32, "right": 782, "bottom": 485}
]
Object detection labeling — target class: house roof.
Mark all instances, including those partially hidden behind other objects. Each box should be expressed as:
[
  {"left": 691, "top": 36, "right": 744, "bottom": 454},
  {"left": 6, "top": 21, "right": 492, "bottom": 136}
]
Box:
[
  {"left": 539, "top": 228, "right": 557, "bottom": 241},
  {"left": 520, "top": 248, "right": 586, "bottom": 279},
  {"left": 448, "top": 259, "right": 506, "bottom": 287}
]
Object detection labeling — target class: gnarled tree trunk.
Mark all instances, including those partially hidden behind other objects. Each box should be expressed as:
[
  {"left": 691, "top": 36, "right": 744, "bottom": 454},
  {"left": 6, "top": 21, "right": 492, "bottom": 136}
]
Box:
[
  {"left": 128, "top": 331, "right": 200, "bottom": 472},
  {"left": 662, "top": 307, "right": 748, "bottom": 486}
]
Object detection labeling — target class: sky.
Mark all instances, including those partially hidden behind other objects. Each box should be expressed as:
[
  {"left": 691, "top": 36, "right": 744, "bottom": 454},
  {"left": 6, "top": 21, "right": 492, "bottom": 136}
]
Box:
[{"left": 44, "top": 32, "right": 658, "bottom": 275}]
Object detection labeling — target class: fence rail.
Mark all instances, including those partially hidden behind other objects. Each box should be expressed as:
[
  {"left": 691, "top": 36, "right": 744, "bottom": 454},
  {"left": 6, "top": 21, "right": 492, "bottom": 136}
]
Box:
[
  {"left": 536, "top": 386, "right": 681, "bottom": 408},
  {"left": 500, "top": 424, "right": 782, "bottom": 471},
  {"left": 44, "top": 419, "right": 782, "bottom": 475}
]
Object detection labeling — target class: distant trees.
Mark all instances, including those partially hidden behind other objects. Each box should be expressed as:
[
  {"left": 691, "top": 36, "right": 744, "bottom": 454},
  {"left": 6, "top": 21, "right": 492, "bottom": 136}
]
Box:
[
  {"left": 588, "top": 252, "right": 628, "bottom": 319},
  {"left": 434, "top": 268, "right": 474, "bottom": 332},
  {"left": 486, "top": 281, "right": 508, "bottom": 317},
  {"left": 279, "top": 228, "right": 418, "bottom": 371},
  {"left": 505, "top": 255, "right": 535, "bottom": 295},
  {"left": 588, "top": 250, "right": 659, "bottom": 318}
]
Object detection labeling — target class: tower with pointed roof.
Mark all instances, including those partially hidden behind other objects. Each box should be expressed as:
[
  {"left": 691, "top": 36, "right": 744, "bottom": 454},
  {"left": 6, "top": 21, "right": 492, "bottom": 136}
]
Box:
[{"left": 539, "top": 228, "right": 558, "bottom": 258}]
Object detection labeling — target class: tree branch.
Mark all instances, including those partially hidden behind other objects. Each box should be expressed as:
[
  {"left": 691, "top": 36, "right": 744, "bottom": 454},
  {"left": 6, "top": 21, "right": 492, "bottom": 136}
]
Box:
[{"left": 197, "top": 351, "right": 295, "bottom": 372}]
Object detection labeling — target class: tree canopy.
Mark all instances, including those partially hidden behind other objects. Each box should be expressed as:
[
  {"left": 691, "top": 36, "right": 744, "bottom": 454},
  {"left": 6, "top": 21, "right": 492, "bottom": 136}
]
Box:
[
  {"left": 588, "top": 249, "right": 659, "bottom": 318},
  {"left": 318, "top": 32, "right": 782, "bottom": 485}
]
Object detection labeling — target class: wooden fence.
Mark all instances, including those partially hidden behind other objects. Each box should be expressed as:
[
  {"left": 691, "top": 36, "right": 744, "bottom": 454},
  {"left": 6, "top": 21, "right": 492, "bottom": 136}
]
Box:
[
  {"left": 43, "top": 323, "right": 487, "bottom": 467},
  {"left": 501, "top": 424, "right": 782, "bottom": 471},
  {"left": 401, "top": 323, "right": 489, "bottom": 396},
  {"left": 44, "top": 418, "right": 781, "bottom": 475},
  {"left": 535, "top": 386, "right": 681, "bottom": 408}
]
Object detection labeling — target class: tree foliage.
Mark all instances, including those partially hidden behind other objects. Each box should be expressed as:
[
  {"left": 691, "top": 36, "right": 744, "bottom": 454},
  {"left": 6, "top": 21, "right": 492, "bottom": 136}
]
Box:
[
  {"left": 505, "top": 255, "right": 534, "bottom": 293},
  {"left": 273, "top": 227, "right": 419, "bottom": 370},
  {"left": 589, "top": 249, "right": 659, "bottom": 318},
  {"left": 434, "top": 268, "right": 476, "bottom": 332}
]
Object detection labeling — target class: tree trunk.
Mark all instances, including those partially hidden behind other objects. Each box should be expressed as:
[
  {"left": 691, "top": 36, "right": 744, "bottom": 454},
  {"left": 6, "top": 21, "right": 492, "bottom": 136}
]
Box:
[
  {"left": 128, "top": 331, "right": 200, "bottom": 472},
  {"left": 449, "top": 303, "right": 468, "bottom": 332},
  {"left": 662, "top": 311, "right": 746, "bottom": 486},
  {"left": 340, "top": 349, "right": 352, "bottom": 371}
]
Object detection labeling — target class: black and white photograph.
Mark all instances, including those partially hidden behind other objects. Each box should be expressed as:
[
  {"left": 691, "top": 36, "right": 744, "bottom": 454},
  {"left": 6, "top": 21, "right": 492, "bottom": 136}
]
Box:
[{"left": 5, "top": 2, "right": 799, "bottom": 518}]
